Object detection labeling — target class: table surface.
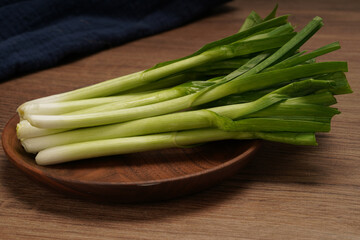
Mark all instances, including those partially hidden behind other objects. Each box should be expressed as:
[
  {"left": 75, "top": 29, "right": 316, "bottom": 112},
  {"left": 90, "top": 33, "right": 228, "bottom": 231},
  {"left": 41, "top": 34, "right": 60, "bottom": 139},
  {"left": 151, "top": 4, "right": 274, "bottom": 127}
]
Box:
[{"left": 1, "top": 0, "right": 359, "bottom": 239}]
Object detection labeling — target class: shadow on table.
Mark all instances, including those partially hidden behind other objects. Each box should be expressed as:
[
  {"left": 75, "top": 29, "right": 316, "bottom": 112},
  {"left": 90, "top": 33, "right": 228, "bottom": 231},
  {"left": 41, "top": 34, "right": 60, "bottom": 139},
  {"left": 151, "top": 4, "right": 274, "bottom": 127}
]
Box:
[{"left": 1, "top": 138, "right": 327, "bottom": 222}]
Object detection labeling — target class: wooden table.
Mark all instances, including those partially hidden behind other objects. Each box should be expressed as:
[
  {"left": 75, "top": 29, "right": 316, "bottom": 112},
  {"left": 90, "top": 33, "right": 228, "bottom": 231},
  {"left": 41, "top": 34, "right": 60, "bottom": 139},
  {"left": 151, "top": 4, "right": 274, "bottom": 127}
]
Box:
[{"left": 1, "top": 0, "right": 359, "bottom": 239}]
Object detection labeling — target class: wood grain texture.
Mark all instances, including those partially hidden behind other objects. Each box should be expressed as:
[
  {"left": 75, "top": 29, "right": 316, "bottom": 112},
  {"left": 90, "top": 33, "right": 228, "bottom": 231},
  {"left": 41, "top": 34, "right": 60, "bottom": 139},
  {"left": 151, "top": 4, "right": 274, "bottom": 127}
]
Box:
[{"left": 1, "top": 0, "right": 359, "bottom": 239}]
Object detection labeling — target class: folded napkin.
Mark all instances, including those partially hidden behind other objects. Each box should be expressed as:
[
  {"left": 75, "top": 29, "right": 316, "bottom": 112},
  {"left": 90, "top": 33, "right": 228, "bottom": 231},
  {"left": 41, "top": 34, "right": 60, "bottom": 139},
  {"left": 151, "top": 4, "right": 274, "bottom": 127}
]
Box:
[{"left": 0, "top": 0, "right": 228, "bottom": 81}]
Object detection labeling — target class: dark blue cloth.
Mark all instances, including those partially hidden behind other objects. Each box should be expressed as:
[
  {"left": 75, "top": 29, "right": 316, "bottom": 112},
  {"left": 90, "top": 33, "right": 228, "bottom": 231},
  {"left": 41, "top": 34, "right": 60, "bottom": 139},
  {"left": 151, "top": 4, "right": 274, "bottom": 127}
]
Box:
[{"left": 0, "top": 0, "right": 228, "bottom": 81}]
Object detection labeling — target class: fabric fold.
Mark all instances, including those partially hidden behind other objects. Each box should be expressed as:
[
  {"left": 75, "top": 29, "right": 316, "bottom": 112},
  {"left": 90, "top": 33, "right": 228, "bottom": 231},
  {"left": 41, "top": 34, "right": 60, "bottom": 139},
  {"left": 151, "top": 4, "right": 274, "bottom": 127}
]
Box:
[{"left": 0, "top": 0, "right": 229, "bottom": 81}]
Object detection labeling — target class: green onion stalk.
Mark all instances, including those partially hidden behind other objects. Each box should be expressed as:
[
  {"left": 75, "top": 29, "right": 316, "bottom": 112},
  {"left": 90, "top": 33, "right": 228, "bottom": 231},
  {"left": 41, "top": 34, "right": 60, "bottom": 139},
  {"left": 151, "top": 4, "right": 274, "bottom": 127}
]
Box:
[
  {"left": 17, "top": 15, "right": 291, "bottom": 115},
  {"left": 21, "top": 79, "right": 340, "bottom": 153}
]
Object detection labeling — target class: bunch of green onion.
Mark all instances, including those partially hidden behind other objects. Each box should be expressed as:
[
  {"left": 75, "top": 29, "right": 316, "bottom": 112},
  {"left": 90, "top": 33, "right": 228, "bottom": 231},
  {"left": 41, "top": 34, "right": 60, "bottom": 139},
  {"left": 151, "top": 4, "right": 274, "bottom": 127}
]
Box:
[{"left": 16, "top": 5, "right": 352, "bottom": 165}]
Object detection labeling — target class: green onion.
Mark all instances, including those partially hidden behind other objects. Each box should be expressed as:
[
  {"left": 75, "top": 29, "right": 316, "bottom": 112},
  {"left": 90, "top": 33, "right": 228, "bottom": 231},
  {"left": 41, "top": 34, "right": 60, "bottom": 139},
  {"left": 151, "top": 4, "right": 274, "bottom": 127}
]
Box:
[
  {"left": 15, "top": 5, "right": 352, "bottom": 165},
  {"left": 35, "top": 129, "right": 316, "bottom": 166},
  {"left": 18, "top": 15, "right": 290, "bottom": 113},
  {"left": 21, "top": 79, "right": 338, "bottom": 153}
]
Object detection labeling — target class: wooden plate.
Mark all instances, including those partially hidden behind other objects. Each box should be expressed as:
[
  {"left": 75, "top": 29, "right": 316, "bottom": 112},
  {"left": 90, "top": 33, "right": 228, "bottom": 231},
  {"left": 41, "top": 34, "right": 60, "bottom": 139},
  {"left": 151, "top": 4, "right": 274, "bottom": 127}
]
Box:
[{"left": 2, "top": 115, "right": 261, "bottom": 203}]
